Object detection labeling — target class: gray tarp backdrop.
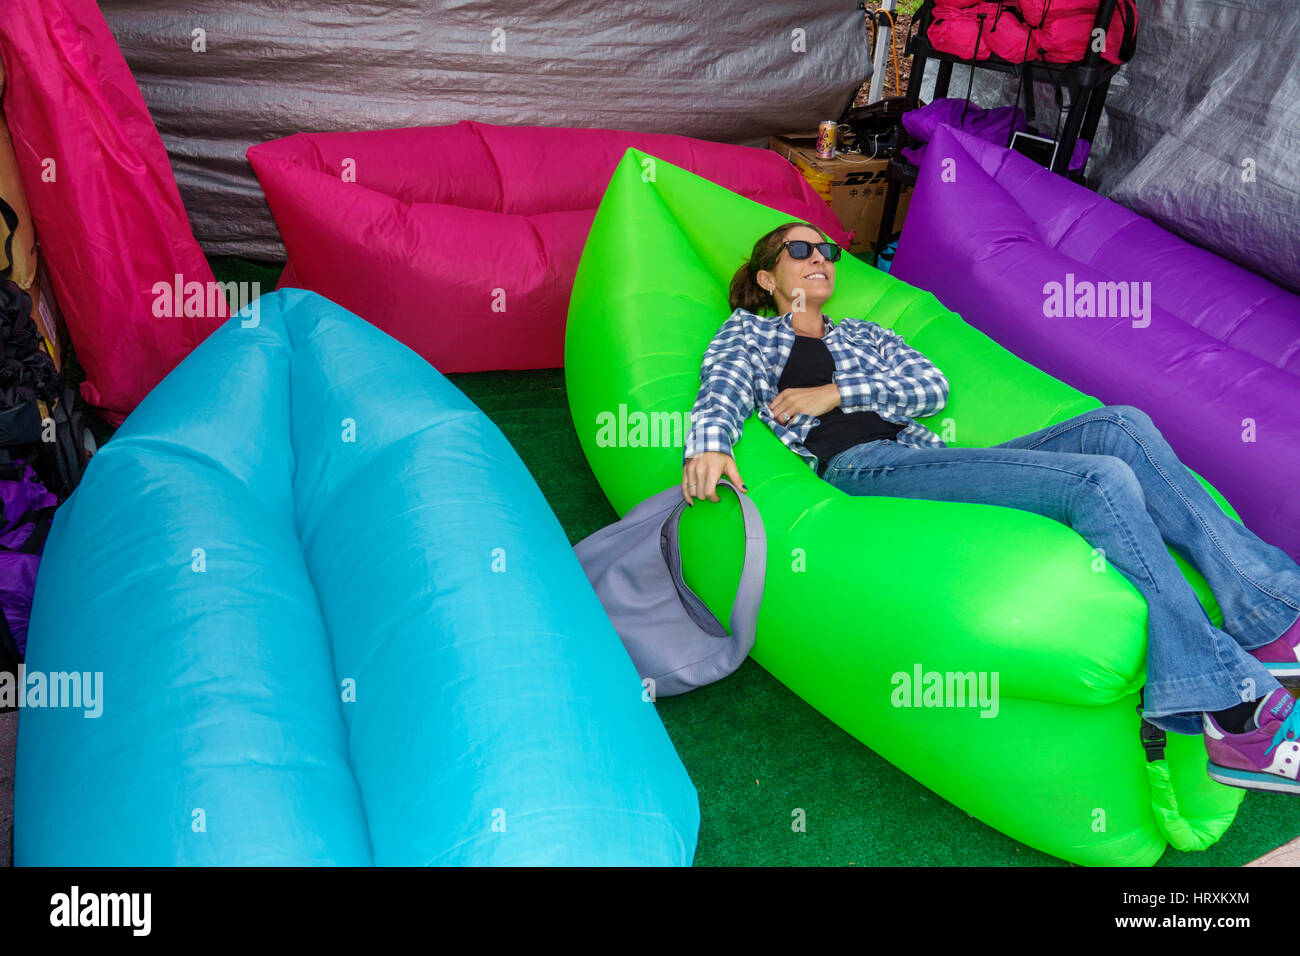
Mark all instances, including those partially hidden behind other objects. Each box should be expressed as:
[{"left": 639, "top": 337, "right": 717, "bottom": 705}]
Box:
[
  {"left": 920, "top": 0, "right": 1300, "bottom": 293},
  {"left": 1101, "top": 0, "right": 1300, "bottom": 294},
  {"left": 104, "top": 0, "right": 1299, "bottom": 290},
  {"left": 100, "top": 1, "right": 872, "bottom": 260}
]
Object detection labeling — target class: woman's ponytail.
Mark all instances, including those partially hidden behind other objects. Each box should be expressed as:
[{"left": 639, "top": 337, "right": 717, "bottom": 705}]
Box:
[{"left": 728, "top": 259, "right": 772, "bottom": 315}]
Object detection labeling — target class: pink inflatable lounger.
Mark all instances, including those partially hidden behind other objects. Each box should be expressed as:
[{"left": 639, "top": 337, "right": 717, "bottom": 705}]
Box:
[
  {"left": 893, "top": 124, "right": 1300, "bottom": 563},
  {"left": 0, "top": 0, "right": 218, "bottom": 425},
  {"left": 247, "top": 121, "right": 851, "bottom": 373}
]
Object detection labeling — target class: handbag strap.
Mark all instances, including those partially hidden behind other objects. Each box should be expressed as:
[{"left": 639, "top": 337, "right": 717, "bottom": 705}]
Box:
[
  {"left": 0, "top": 198, "right": 18, "bottom": 282},
  {"left": 662, "top": 478, "right": 767, "bottom": 650}
]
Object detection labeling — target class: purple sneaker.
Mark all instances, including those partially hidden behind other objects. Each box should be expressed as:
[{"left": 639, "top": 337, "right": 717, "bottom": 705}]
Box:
[
  {"left": 1204, "top": 689, "right": 1300, "bottom": 794},
  {"left": 1250, "top": 614, "right": 1300, "bottom": 680}
]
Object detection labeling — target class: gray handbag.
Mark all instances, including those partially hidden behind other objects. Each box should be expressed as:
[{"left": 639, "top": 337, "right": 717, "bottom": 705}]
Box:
[{"left": 574, "top": 479, "right": 766, "bottom": 697}]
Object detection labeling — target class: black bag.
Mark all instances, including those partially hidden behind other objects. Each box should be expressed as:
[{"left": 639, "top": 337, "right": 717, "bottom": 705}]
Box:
[
  {"left": 0, "top": 610, "right": 18, "bottom": 700},
  {"left": 0, "top": 196, "right": 20, "bottom": 283},
  {"left": 0, "top": 279, "right": 89, "bottom": 498}
]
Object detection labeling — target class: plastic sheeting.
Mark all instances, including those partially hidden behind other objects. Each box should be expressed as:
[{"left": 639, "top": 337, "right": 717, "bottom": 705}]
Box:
[
  {"left": 1098, "top": 0, "right": 1300, "bottom": 294},
  {"left": 917, "top": 0, "right": 1300, "bottom": 293},
  {"left": 100, "top": 0, "right": 872, "bottom": 260}
]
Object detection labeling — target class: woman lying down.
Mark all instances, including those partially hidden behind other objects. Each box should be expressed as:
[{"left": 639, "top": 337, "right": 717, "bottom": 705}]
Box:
[{"left": 681, "top": 220, "right": 1300, "bottom": 795}]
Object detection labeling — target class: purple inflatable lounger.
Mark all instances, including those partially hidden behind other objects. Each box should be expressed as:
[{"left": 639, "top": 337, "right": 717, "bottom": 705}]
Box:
[{"left": 893, "top": 124, "right": 1300, "bottom": 565}]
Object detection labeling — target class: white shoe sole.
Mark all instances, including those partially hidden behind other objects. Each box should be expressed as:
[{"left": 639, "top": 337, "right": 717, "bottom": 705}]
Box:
[{"left": 1207, "top": 763, "right": 1300, "bottom": 794}]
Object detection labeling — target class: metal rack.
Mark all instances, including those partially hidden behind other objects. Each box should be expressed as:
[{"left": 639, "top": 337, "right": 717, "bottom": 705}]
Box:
[{"left": 874, "top": 0, "right": 1126, "bottom": 259}]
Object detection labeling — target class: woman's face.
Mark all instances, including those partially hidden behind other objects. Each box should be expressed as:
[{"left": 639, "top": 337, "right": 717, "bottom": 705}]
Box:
[{"left": 756, "top": 225, "right": 836, "bottom": 314}]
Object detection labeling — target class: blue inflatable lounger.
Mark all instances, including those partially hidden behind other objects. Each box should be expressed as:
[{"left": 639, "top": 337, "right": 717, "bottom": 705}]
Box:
[{"left": 15, "top": 288, "right": 699, "bottom": 866}]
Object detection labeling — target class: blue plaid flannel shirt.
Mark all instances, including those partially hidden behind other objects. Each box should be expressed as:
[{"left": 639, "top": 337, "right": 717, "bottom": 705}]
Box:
[{"left": 684, "top": 307, "right": 950, "bottom": 466}]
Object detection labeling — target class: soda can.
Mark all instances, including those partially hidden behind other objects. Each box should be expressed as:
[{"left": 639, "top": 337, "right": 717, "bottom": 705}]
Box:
[{"left": 816, "top": 120, "right": 837, "bottom": 159}]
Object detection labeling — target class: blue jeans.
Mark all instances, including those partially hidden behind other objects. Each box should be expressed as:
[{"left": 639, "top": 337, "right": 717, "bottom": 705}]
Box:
[{"left": 820, "top": 404, "right": 1300, "bottom": 735}]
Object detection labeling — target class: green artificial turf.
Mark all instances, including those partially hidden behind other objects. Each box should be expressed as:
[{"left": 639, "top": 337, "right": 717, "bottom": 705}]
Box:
[{"left": 211, "top": 257, "right": 1300, "bottom": 866}]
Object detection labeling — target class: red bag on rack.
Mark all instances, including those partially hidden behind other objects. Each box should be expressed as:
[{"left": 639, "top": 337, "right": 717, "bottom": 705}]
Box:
[
  {"left": 1011, "top": 0, "right": 1103, "bottom": 25},
  {"left": 985, "top": 7, "right": 1035, "bottom": 61},
  {"left": 1029, "top": 0, "right": 1136, "bottom": 63},
  {"left": 928, "top": 2, "right": 1032, "bottom": 62}
]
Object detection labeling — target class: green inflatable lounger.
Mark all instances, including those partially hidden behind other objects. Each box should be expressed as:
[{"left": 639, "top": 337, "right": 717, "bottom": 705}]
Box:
[{"left": 564, "top": 148, "right": 1245, "bottom": 867}]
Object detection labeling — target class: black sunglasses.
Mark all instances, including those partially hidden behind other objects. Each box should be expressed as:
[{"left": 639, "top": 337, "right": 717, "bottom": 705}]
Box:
[{"left": 768, "top": 240, "right": 842, "bottom": 269}]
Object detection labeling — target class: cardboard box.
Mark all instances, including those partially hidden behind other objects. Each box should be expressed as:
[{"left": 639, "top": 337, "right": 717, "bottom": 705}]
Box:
[
  {"left": 769, "top": 133, "right": 913, "bottom": 255},
  {"left": 0, "top": 105, "right": 38, "bottom": 288}
]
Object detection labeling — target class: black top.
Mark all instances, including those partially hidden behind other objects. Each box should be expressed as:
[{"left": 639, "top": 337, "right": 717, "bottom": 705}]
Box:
[{"left": 776, "top": 333, "right": 905, "bottom": 468}]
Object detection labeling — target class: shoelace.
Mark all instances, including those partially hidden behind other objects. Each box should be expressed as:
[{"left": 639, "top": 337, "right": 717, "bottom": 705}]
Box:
[{"left": 1265, "top": 705, "right": 1300, "bottom": 757}]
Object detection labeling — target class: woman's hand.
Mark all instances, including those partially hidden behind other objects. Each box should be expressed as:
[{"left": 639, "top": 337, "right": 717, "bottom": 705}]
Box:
[
  {"left": 682, "top": 451, "right": 747, "bottom": 506},
  {"left": 769, "top": 383, "right": 841, "bottom": 426}
]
